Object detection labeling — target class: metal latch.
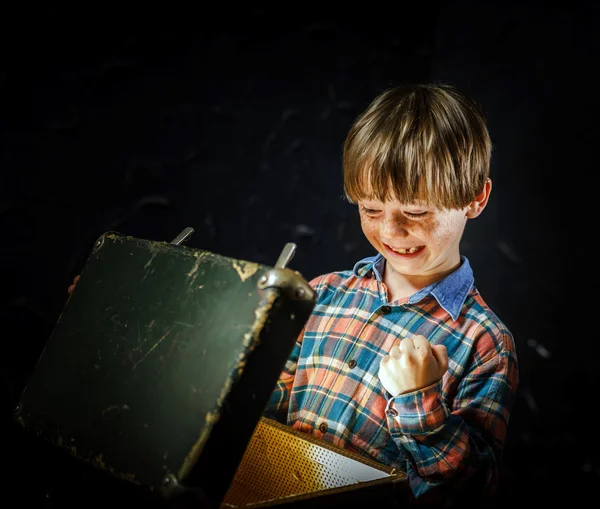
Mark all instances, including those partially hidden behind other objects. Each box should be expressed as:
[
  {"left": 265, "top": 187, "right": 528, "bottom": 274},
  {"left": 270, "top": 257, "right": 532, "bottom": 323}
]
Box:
[
  {"left": 257, "top": 242, "right": 315, "bottom": 302},
  {"left": 171, "top": 227, "right": 195, "bottom": 246}
]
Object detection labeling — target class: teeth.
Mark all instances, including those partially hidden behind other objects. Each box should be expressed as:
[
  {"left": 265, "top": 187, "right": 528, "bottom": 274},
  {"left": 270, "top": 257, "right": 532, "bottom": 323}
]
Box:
[{"left": 391, "top": 246, "right": 420, "bottom": 254}]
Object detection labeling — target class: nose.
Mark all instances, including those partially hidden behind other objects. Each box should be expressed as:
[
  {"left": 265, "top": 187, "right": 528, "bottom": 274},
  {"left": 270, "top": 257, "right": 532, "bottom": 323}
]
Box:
[{"left": 379, "top": 213, "right": 409, "bottom": 240}]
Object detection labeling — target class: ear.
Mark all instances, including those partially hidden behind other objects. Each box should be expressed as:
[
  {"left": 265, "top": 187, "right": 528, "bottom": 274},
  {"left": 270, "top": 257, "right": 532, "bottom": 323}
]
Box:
[{"left": 466, "top": 178, "right": 492, "bottom": 219}]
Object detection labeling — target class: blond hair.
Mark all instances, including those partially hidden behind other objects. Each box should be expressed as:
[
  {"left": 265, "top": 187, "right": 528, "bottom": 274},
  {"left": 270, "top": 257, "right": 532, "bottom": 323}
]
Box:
[{"left": 343, "top": 83, "right": 492, "bottom": 209}]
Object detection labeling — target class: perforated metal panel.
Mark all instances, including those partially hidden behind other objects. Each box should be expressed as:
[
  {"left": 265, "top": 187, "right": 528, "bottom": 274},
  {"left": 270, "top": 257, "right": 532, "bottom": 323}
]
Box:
[{"left": 221, "top": 418, "right": 402, "bottom": 508}]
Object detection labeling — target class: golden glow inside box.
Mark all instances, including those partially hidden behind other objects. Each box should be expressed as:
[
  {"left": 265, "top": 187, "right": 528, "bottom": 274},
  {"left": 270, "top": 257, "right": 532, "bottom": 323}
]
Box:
[{"left": 222, "top": 418, "right": 406, "bottom": 508}]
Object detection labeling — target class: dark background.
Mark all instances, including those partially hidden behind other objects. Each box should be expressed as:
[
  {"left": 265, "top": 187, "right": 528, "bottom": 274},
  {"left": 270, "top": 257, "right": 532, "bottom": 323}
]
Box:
[{"left": 1, "top": 2, "right": 597, "bottom": 507}]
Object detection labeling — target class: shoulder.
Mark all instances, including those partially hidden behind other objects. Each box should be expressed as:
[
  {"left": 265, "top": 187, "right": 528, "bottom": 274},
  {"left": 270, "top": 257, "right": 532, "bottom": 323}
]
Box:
[
  {"left": 307, "top": 269, "right": 361, "bottom": 304},
  {"left": 308, "top": 269, "right": 356, "bottom": 292},
  {"left": 463, "top": 286, "right": 518, "bottom": 369}
]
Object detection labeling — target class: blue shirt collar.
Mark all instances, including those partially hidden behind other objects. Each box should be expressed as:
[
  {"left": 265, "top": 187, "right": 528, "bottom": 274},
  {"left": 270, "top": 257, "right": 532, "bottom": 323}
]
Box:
[{"left": 352, "top": 253, "right": 474, "bottom": 321}]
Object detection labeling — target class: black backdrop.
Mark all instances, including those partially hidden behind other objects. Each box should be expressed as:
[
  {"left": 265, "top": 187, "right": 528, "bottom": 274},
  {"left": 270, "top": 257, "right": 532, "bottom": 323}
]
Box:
[{"left": 1, "top": 2, "right": 597, "bottom": 506}]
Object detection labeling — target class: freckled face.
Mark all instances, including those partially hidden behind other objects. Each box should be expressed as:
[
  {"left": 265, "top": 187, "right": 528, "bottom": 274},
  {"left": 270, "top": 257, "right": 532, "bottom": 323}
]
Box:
[{"left": 358, "top": 199, "right": 469, "bottom": 279}]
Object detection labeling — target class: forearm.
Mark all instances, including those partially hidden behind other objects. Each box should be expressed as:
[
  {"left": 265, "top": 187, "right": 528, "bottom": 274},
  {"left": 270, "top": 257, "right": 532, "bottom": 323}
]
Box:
[
  {"left": 262, "top": 340, "right": 303, "bottom": 422},
  {"left": 392, "top": 410, "right": 501, "bottom": 498},
  {"left": 386, "top": 365, "right": 514, "bottom": 499},
  {"left": 263, "top": 378, "right": 291, "bottom": 422}
]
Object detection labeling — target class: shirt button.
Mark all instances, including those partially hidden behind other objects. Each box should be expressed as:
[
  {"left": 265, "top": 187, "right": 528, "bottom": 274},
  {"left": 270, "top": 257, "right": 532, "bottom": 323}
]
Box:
[
  {"left": 387, "top": 408, "right": 398, "bottom": 417},
  {"left": 348, "top": 359, "right": 357, "bottom": 369},
  {"left": 381, "top": 305, "right": 392, "bottom": 314},
  {"left": 319, "top": 422, "right": 328, "bottom": 433}
]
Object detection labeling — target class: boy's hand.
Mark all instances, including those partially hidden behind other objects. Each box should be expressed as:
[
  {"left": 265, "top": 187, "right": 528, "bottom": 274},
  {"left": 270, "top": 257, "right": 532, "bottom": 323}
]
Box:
[
  {"left": 378, "top": 335, "right": 448, "bottom": 397},
  {"left": 67, "top": 275, "right": 80, "bottom": 295}
]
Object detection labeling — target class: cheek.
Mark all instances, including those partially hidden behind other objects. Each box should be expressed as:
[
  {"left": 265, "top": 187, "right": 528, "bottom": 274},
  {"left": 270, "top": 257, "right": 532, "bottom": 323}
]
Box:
[
  {"left": 422, "top": 215, "right": 464, "bottom": 244},
  {"left": 408, "top": 216, "right": 437, "bottom": 239},
  {"left": 360, "top": 216, "right": 379, "bottom": 239}
]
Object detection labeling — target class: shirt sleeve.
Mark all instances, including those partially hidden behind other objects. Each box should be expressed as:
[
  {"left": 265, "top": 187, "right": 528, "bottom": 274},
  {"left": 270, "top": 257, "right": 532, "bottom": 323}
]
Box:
[
  {"left": 262, "top": 331, "right": 304, "bottom": 422},
  {"left": 262, "top": 274, "right": 326, "bottom": 422},
  {"left": 385, "top": 331, "right": 519, "bottom": 500}
]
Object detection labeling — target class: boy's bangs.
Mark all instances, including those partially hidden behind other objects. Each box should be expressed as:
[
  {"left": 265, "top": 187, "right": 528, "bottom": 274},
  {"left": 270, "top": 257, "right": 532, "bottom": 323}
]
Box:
[{"left": 344, "top": 148, "right": 450, "bottom": 208}]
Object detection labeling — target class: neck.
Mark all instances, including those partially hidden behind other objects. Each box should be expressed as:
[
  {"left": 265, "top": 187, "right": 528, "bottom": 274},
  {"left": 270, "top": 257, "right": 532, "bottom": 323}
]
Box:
[{"left": 383, "top": 258, "right": 461, "bottom": 302}]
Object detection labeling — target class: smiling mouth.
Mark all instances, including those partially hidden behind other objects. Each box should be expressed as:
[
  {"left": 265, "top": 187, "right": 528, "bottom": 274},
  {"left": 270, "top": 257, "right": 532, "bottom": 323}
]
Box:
[{"left": 385, "top": 244, "right": 425, "bottom": 255}]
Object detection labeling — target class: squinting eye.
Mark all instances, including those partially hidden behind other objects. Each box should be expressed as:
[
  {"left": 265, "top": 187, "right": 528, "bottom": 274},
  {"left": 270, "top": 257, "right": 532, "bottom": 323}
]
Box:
[
  {"left": 404, "top": 211, "right": 427, "bottom": 218},
  {"left": 361, "top": 207, "right": 381, "bottom": 215}
]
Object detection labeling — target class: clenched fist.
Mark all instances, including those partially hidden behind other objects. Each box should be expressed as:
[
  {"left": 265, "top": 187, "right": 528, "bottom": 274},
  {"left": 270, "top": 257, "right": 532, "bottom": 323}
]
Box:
[{"left": 378, "top": 335, "right": 448, "bottom": 397}]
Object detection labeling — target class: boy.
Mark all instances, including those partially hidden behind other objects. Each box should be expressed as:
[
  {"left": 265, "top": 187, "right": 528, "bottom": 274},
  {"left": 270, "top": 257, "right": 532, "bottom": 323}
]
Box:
[
  {"left": 66, "top": 82, "right": 518, "bottom": 503},
  {"left": 263, "top": 83, "right": 519, "bottom": 504}
]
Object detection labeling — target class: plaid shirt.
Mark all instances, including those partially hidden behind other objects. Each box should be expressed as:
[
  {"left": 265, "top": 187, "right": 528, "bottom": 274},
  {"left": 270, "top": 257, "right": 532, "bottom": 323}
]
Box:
[{"left": 264, "top": 253, "right": 519, "bottom": 500}]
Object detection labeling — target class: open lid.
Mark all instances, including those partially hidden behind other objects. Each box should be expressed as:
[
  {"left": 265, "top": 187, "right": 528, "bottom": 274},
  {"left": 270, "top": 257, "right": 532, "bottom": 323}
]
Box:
[{"left": 14, "top": 229, "right": 316, "bottom": 507}]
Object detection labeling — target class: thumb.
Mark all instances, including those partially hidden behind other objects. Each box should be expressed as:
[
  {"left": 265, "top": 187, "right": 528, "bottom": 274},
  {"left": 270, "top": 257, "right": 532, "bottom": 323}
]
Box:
[{"left": 431, "top": 344, "right": 449, "bottom": 374}]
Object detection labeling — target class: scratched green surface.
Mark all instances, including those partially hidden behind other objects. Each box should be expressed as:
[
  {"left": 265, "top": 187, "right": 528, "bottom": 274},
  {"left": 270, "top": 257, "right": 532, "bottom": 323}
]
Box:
[{"left": 16, "top": 232, "right": 277, "bottom": 490}]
